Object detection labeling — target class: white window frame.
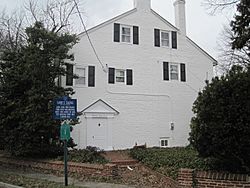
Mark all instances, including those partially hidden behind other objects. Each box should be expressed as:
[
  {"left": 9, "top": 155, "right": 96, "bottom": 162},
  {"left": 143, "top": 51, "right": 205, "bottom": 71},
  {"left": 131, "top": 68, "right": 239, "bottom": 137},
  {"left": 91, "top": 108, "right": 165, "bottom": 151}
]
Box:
[
  {"left": 169, "top": 63, "right": 179, "bottom": 81},
  {"left": 160, "top": 137, "right": 169, "bottom": 148},
  {"left": 121, "top": 25, "right": 133, "bottom": 44},
  {"left": 161, "top": 30, "right": 171, "bottom": 48},
  {"left": 75, "top": 66, "right": 87, "bottom": 87},
  {"left": 115, "top": 69, "right": 126, "bottom": 83}
]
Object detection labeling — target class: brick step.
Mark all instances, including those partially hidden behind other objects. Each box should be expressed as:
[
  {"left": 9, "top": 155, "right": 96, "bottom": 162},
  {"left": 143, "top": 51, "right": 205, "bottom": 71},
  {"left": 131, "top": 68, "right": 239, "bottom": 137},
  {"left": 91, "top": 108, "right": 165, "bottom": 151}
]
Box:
[{"left": 110, "top": 159, "right": 138, "bottom": 166}]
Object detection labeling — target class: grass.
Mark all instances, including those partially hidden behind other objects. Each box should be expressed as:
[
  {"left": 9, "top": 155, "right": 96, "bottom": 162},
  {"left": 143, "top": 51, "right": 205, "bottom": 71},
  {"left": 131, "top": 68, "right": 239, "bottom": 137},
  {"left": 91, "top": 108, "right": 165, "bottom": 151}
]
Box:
[
  {"left": 0, "top": 173, "right": 84, "bottom": 188},
  {"left": 130, "top": 147, "right": 212, "bottom": 179}
]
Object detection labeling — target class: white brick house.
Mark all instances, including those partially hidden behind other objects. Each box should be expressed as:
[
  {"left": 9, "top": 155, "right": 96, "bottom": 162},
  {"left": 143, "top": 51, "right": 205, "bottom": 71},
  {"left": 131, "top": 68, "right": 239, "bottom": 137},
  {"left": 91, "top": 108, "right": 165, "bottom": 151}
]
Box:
[{"left": 68, "top": 0, "right": 216, "bottom": 150}]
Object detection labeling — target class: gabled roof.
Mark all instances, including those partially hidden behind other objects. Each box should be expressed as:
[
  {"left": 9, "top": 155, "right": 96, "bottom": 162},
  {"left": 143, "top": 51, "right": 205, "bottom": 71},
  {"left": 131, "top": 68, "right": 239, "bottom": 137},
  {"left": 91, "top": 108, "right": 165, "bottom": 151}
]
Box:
[
  {"left": 187, "top": 37, "right": 218, "bottom": 66},
  {"left": 78, "top": 6, "right": 217, "bottom": 65},
  {"left": 78, "top": 8, "right": 137, "bottom": 36},
  {"left": 81, "top": 99, "right": 119, "bottom": 115},
  {"left": 150, "top": 9, "right": 178, "bottom": 31}
]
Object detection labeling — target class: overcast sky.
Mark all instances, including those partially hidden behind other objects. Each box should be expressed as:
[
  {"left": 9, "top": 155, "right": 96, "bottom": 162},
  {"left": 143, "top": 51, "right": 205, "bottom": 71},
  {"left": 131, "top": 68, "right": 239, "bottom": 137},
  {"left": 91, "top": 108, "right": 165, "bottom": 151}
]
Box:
[{"left": 0, "top": 0, "right": 235, "bottom": 59}]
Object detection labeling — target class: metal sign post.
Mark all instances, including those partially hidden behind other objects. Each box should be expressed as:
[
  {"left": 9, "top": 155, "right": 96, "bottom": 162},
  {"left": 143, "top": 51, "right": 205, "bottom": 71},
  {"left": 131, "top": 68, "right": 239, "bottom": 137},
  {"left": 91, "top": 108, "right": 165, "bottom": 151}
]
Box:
[
  {"left": 53, "top": 96, "right": 77, "bottom": 187},
  {"left": 64, "top": 139, "right": 68, "bottom": 186},
  {"left": 60, "top": 121, "right": 71, "bottom": 186}
]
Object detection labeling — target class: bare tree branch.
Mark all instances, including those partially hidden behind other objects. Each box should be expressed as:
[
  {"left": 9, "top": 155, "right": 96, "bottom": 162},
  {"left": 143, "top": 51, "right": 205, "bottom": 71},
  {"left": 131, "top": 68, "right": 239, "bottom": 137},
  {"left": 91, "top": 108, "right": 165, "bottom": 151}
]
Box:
[
  {"left": 203, "top": 0, "right": 239, "bottom": 15},
  {"left": 217, "top": 25, "right": 250, "bottom": 73}
]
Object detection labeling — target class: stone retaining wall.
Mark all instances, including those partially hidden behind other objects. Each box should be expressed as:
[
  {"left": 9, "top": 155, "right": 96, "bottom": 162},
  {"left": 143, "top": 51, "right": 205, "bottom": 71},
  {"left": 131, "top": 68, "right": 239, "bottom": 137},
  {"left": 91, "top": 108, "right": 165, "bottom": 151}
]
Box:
[{"left": 0, "top": 157, "right": 118, "bottom": 179}]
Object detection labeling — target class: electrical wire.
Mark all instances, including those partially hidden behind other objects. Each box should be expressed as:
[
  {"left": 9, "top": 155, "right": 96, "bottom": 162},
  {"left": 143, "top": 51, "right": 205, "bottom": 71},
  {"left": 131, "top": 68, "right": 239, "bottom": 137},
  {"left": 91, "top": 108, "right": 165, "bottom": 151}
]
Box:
[{"left": 73, "top": 0, "right": 106, "bottom": 71}]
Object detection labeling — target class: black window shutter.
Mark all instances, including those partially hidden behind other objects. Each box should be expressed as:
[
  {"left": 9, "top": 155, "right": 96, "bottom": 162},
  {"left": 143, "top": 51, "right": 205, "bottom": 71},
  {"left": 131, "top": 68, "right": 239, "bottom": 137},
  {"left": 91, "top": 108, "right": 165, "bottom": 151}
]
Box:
[
  {"left": 88, "top": 66, "right": 95, "bottom": 87},
  {"left": 180, "top": 63, "right": 186, "bottom": 82},
  {"left": 114, "top": 23, "right": 120, "bottom": 42},
  {"left": 133, "top": 26, "right": 139, "bottom": 45},
  {"left": 66, "top": 64, "right": 73, "bottom": 86},
  {"left": 154, "top": 29, "right": 160, "bottom": 47},
  {"left": 108, "top": 68, "right": 115, "bottom": 84},
  {"left": 163, "top": 62, "right": 169, "bottom": 81},
  {"left": 172, "top": 31, "right": 177, "bottom": 49},
  {"left": 126, "top": 69, "right": 133, "bottom": 85}
]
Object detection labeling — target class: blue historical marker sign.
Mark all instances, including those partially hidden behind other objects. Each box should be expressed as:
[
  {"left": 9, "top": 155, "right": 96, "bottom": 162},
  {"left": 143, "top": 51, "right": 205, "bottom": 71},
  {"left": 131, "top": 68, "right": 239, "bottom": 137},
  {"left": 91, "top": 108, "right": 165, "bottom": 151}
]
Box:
[{"left": 53, "top": 96, "right": 77, "bottom": 120}]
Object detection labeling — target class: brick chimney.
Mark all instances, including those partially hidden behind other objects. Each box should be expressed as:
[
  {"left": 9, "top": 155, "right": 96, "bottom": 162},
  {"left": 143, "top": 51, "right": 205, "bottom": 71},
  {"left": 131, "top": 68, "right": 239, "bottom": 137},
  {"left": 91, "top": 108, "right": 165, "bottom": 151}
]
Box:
[
  {"left": 134, "top": 0, "right": 151, "bottom": 11},
  {"left": 174, "top": 0, "right": 186, "bottom": 36}
]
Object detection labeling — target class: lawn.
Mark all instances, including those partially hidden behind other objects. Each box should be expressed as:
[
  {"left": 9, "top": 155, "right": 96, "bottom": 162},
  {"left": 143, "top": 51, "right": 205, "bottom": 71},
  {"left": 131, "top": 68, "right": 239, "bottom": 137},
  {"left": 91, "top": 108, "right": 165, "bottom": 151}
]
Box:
[
  {"left": 130, "top": 147, "right": 212, "bottom": 179},
  {"left": 0, "top": 173, "right": 83, "bottom": 188}
]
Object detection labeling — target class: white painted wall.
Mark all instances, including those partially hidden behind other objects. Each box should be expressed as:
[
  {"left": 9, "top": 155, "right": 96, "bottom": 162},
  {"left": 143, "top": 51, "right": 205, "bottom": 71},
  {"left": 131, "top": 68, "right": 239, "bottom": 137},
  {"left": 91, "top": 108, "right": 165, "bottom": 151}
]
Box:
[{"left": 70, "top": 0, "right": 214, "bottom": 150}]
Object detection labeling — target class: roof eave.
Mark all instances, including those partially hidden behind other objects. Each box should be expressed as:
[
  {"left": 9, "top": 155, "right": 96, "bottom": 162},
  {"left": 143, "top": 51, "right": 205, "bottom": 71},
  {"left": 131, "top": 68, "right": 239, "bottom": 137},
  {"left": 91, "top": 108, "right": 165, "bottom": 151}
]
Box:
[
  {"left": 186, "top": 37, "right": 218, "bottom": 66},
  {"left": 77, "top": 8, "right": 137, "bottom": 37}
]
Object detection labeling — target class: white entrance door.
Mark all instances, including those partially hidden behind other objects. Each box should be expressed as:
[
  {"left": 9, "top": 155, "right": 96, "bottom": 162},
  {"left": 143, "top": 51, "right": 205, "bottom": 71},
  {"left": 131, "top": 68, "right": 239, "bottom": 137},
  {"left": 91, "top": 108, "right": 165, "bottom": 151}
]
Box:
[{"left": 87, "top": 118, "right": 108, "bottom": 150}]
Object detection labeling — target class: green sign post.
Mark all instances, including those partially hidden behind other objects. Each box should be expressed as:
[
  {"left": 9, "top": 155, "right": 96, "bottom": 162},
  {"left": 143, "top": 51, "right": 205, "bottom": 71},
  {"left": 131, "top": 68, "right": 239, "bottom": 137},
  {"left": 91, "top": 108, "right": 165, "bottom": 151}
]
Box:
[{"left": 60, "top": 122, "right": 71, "bottom": 186}]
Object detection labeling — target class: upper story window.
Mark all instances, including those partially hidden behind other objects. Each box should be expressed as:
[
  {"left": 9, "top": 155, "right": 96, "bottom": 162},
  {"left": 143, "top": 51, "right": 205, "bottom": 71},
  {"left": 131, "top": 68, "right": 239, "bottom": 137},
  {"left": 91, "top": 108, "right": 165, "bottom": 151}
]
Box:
[
  {"left": 121, "top": 26, "right": 132, "bottom": 43},
  {"left": 155, "top": 29, "right": 177, "bottom": 49},
  {"left": 115, "top": 69, "right": 125, "bottom": 83},
  {"left": 161, "top": 31, "right": 170, "bottom": 47},
  {"left": 114, "top": 23, "right": 139, "bottom": 45},
  {"left": 75, "top": 67, "right": 86, "bottom": 85}
]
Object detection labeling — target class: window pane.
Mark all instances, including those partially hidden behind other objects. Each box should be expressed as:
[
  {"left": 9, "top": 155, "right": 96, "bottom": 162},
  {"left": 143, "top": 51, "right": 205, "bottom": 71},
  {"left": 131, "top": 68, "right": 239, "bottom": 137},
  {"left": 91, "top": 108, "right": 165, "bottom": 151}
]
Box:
[
  {"left": 171, "top": 73, "right": 178, "bottom": 80},
  {"left": 76, "top": 77, "right": 86, "bottom": 85},
  {"left": 116, "top": 70, "right": 124, "bottom": 77},
  {"left": 122, "top": 27, "right": 130, "bottom": 35},
  {"left": 116, "top": 77, "right": 125, "bottom": 82},
  {"left": 170, "top": 65, "right": 178, "bottom": 73},
  {"left": 161, "top": 140, "right": 165, "bottom": 146},
  {"left": 164, "top": 140, "right": 168, "bottom": 146},
  {"left": 161, "top": 32, "right": 169, "bottom": 40},
  {"left": 122, "top": 35, "right": 131, "bottom": 43},
  {"left": 161, "top": 39, "right": 169, "bottom": 47},
  {"left": 76, "top": 67, "right": 85, "bottom": 76}
]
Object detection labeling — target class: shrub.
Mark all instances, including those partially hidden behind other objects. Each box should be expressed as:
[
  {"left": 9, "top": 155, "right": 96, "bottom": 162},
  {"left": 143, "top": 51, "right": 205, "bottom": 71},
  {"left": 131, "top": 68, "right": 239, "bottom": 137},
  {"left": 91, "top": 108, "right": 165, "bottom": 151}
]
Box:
[
  {"left": 130, "top": 147, "right": 211, "bottom": 179},
  {"left": 58, "top": 146, "right": 108, "bottom": 164},
  {"left": 189, "top": 66, "right": 250, "bottom": 173}
]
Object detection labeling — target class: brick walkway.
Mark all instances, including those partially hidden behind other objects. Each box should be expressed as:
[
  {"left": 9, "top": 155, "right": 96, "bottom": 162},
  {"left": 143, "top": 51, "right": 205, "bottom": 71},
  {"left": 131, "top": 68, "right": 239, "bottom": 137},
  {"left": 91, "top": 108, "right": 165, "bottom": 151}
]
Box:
[{"left": 0, "top": 166, "right": 134, "bottom": 188}]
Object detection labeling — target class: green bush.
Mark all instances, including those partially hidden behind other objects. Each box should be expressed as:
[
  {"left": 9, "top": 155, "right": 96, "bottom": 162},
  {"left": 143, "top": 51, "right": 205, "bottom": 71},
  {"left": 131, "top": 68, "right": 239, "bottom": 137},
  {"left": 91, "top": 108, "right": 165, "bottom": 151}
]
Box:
[
  {"left": 58, "top": 146, "right": 108, "bottom": 164},
  {"left": 189, "top": 66, "right": 250, "bottom": 173},
  {"left": 130, "top": 147, "right": 211, "bottom": 179}
]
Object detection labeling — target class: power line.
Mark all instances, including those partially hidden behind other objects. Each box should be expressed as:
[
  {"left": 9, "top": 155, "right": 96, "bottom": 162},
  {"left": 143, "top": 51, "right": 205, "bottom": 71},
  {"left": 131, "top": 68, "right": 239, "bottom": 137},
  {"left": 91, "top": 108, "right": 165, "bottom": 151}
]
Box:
[{"left": 73, "top": 0, "right": 106, "bottom": 71}]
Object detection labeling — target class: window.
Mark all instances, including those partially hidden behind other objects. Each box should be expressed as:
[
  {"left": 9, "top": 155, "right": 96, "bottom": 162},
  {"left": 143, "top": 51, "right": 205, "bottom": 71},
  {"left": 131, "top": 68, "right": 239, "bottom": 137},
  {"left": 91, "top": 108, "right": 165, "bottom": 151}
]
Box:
[
  {"left": 115, "top": 69, "right": 125, "bottom": 83},
  {"left": 121, "top": 26, "right": 132, "bottom": 43},
  {"left": 170, "top": 64, "right": 179, "bottom": 80},
  {"left": 155, "top": 29, "right": 177, "bottom": 48},
  {"left": 114, "top": 23, "right": 139, "bottom": 45},
  {"left": 161, "top": 31, "right": 170, "bottom": 47},
  {"left": 160, "top": 138, "right": 169, "bottom": 147},
  {"left": 163, "top": 62, "right": 186, "bottom": 82},
  {"left": 75, "top": 67, "right": 86, "bottom": 85},
  {"left": 109, "top": 68, "right": 133, "bottom": 85}
]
